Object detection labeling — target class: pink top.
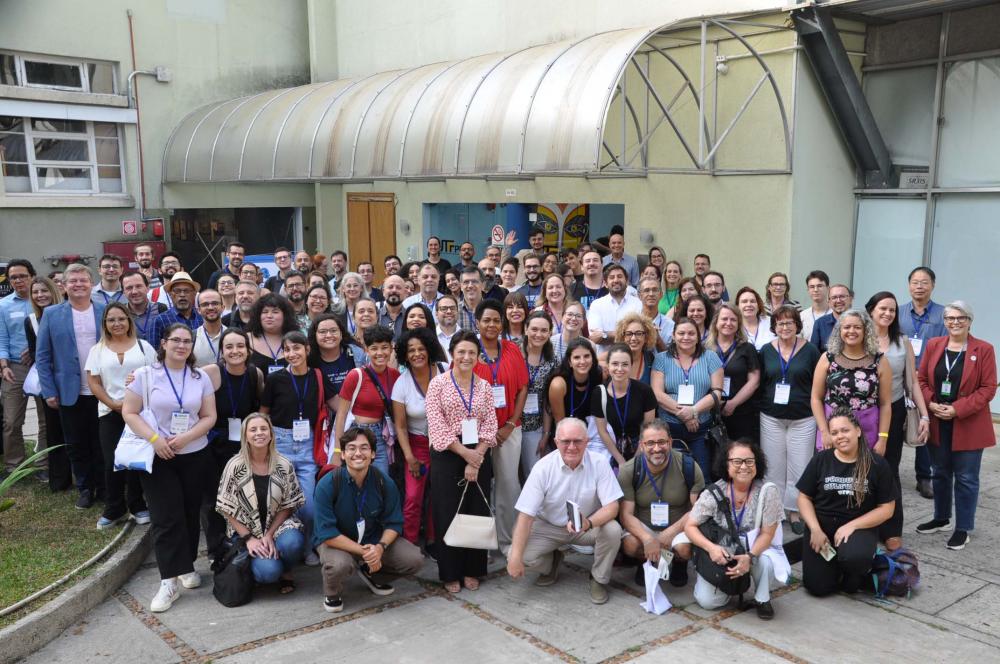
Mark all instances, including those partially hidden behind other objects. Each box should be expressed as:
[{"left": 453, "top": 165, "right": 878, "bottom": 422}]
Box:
[{"left": 425, "top": 370, "right": 498, "bottom": 451}]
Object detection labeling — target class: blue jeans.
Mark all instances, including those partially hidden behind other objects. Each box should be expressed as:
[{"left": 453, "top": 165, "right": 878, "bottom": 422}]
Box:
[
  {"left": 354, "top": 421, "right": 390, "bottom": 476},
  {"left": 663, "top": 415, "right": 711, "bottom": 481},
  {"left": 914, "top": 444, "right": 935, "bottom": 481},
  {"left": 274, "top": 427, "right": 318, "bottom": 544},
  {"left": 930, "top": 425, "right": 983, "bottom": 531},
  {"left": 250, "top": 529, "right": 305, "bottom": 583}
]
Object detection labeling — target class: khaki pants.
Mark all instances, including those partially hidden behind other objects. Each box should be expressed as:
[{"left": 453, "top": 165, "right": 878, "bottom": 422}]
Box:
[
  {"left": 493, "top": 425, "right": 522, "bottom": 550},
  {"left": 523, "top": 518, "right": 623, "bottom": 584},
  {"left": 2, "top": 361, "right": 46, "bottom": 471},
  {"left": 319, "top": 537, "right": 424, "bottom": 596}
]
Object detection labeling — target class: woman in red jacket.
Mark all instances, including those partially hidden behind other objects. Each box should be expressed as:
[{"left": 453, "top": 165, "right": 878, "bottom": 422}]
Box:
[{"left": 915, "top": 301, "right": 996, "bottom": 551}]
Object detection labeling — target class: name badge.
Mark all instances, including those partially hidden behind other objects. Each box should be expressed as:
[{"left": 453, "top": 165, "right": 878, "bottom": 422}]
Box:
[
  {"left": 226, "top": 418, "right": 241, "bottom": 442},
  {"left": 524, "top": 393, "right": 540, "bottom": 415},
  {"left": 909, "top": 337, "right": 923, "bottom": 356},
  {"left": 722, "top": 376, "right": 732, "bottom": 397},
  {"left": 773, "top": 383, "right": 791, "bottom": 405},
  {"left": 292, "top": 418, "right": 310, "bottom": 441},
  {"left": 268, "top": 365, "right": 283, "bottom": 374},
  {"left": 677, "top": 383, "right": 695, "bottom": 406},
  {"left": 356, "top": 518, "right": 366, "bottom": 544},
  {"left": 940, "top": 381, "right": 953, "bottom": 397},
  {"left": 169, "top": 410, "right": 190, "bottom": 435},
  {"left": 461, "top": 418, "right": 478, "bottom": 446},
  {"left": 650, "top": 502, "right": 670, "bottom": 527},
  {"left": 492, "top": 384, "right": 507, "bottom": 409}
]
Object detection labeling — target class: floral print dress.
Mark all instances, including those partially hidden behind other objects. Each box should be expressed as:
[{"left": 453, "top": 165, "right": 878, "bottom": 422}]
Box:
[{"left": 819, "top": 352, "right": 882, "bottom": 449}]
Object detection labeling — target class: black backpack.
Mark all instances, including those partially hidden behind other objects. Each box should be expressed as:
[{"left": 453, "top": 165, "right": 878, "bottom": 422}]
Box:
[
  {"left": 693, "top": 485, "right": 752, "bottom": 597},
  {"left": 212, "top": 536, "right": 254, "bottom": 607}
]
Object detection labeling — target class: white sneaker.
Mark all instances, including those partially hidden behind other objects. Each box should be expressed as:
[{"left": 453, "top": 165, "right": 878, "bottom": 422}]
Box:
[
  {"left": 304, "top": 551, "right": 320, "bottom": 567},
  {"left": 150, "top": 579, "right": 179, "bottom": 613},
  {"left": 179, "top": 571, "right": 202, "bottom": 589}
]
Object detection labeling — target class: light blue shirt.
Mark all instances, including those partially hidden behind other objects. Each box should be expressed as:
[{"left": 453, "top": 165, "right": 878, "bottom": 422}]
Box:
[
  {"left": 602, "top": 253, "right": 640, "bottom": 288},
  {"left": 898, "top": 300, "right": 945, "bottom": 368},
  {"left": 652, "top": 350, "right": 723, "bottom": 423},
  {"left": 0, "top": 292, "right": 31, "bottom": 362}
]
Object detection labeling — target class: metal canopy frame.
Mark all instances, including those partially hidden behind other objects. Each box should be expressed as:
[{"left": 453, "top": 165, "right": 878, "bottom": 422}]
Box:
[{"left": 162, "top": 12, "right": 795, "bottom": 185}]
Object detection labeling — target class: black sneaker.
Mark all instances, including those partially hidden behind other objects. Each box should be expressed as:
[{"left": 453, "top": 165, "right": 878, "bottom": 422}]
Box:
[
  {"left": 756, "top": 600, "right": 775, "bottom": 620},
  {"left": 323, "top": 595, "right": 343, "bottom": 613},
  {"left": 915, "top": 519, "right": 950, "bottom": 534},
  {"left": 669, "top": 558, "right": 689, "bottom": 588},
  {"left": 75, "top": 490, "right": 94, "bottom": 510},
  {"left": 358, "top": 565, "right": 395, "bottom": 596},
  {"left": 946, "top": 531, "right": 970, "bottom": 550},
  {"left": 633, "top": 563, "right": 645, "bottom": 587}
]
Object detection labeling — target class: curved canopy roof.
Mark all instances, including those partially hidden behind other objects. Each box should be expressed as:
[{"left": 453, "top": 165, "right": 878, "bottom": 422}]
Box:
[{"left": 162, "top": 15, "right": 793, "bottom": 183}]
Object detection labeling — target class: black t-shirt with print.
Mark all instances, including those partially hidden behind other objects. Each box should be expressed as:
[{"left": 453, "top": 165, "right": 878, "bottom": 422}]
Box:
[
  {"left": 796, "top": 449, "right": 894, "bottom": 521},
  {"left": 591, "top": 379, "right": 657, "bottom": 443},
  {"left": 262, "top": 369, "right": 336, "bottom": 429}
]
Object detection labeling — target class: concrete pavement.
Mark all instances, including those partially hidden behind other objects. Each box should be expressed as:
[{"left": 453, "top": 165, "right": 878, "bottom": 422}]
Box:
[{"left": 19, "top": 443, "right": 1000, "bottom": 663}]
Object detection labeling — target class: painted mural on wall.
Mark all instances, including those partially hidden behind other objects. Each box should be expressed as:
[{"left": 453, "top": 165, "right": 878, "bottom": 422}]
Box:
[{"left": 535, "top": 203, "right": 589, "bottom": 252}]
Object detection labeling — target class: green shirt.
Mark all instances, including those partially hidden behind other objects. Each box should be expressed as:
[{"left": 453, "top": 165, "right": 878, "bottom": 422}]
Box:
[{"left": 617, "top": 451, "right": 705, "bottom": 530}]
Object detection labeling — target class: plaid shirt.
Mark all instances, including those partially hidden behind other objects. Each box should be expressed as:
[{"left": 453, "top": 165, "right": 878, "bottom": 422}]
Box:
[
  {"left": 377, "top": 303, "right": 405, "bottom": 340},
  {"left": 149, "top": 307, "right": 204, "bottom": 350},
  {"left": 459, "top": 298, "right": 480, "bottom": 333}
]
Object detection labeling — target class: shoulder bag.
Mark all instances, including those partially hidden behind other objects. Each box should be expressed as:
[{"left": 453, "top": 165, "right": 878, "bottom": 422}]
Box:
[
  {"left": 114, "top": 367, "right": 158, "bottom": 473},
  {"left": 443, "top": 480, "right": 498, "bottom": 550},
  {"left": 902, "top": 350, "right": 925, "bottom": 447},
  {"left": 22, "top": 314, "right": 41, "bottom": 397},
  {"left": 694, "top": 484, "right": 751, "bottom": 596},
  {"left": 212, "top": 534, "right": 254, "bottom": 607},
  {"left": 707, "top": 391, "right": 730, "bottom": 456}
]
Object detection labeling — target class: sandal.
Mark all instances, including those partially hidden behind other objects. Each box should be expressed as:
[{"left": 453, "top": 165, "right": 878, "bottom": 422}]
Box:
[
  {"left": 444, "top": 581, "right": 461, "bottom": 594},
  {"left": 463, "top": 576, "right": 480, "bottom": 591},
  {"left": 279, "top": 578, "right": 296, "bottom": 594}
]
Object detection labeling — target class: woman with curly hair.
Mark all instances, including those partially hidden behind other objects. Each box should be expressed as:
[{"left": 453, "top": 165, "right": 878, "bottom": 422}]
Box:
[{"left": 600, "top": 312, "right": 657, "bottom": 384}]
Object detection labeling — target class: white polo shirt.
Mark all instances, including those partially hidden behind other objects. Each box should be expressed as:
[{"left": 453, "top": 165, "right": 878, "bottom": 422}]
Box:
[
  {"left": 515, "top": 450, "right": 624, "bottom": 527},
  {"left": 586, "top": 292, "right": 642, "bottom": 354}
]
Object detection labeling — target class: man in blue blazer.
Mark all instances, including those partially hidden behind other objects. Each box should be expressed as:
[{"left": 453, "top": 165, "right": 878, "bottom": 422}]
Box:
[
  {"left": 809, "top": 284, "right": 853, "bottom": 351},
  {"left": 36, "top": 264, "right": 106, "bottom": 509}
]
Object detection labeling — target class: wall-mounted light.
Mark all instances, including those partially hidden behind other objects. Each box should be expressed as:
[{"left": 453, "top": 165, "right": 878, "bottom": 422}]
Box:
[
  {"left": 639, "top": 229, "right": 654, "bottom": 245},
  {"left": 399, "top": 220, "right": 411, "bottom": 235}
]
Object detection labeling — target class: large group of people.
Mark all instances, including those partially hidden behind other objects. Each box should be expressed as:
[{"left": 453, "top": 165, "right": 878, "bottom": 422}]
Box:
[{"left": 0, "top": 229, "right": 994, "bottom": 619}]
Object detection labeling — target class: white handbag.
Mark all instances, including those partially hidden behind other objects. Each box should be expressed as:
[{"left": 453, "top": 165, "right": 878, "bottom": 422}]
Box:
[
  {"left": 443, "top": 480, "right": 498, "bottom": 550},
  {"left": 114, "top": 367, "right": 158, "bottom": 473},
  {"left": 22, "top": 365, "right": 41, "bottom": 397}
]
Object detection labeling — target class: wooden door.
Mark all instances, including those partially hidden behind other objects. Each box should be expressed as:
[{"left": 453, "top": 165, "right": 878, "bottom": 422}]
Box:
[{"left": 346, "top": 193, "right": 396, "bottom": 282}]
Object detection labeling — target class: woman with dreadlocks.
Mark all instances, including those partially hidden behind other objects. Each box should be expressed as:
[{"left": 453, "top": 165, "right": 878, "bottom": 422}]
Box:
[{"left": 795, "top": 407, "right": 896, "bottom": 596}]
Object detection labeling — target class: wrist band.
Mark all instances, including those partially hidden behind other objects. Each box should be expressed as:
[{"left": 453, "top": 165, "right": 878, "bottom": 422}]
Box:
[
  {"left": 878, "top": 432, "right": 889, "bottom": 438},
  {"left": 920, "top": 416, "right": 930, "bottom": 421},
  {"left": 149, "top": 433, "right": 159, "bottom": 444},
  {"left": 332, "top": 448, "right": 342, "bottom": 454}
]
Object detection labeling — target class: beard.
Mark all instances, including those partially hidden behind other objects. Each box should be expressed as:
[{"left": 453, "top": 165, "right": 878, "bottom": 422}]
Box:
[{"left": 386, "top": 293, "right": 402, "bottom": 307}]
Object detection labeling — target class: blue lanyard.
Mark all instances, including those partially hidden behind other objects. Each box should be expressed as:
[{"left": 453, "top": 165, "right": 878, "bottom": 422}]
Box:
[
  {"left": 203, "top": 328, "right": 220, "bottom": 361},
  {"left": 944, "top": 347, "right": 965, "bottom": 381},
  {"left": 910, "top": 307, "right": 930, "bottom": 337},
  {"left": 261, "top": 335, "right": 280, "bottom": 360},
  {"left": 746, "top": 323, "right": 760, "bottom": 346},
  {"left": 136, "top": 307, "right": 153, "bottom": 338},
  {"left": 547, "top": 306, "right": 562, "bottom": 334},
  {"left": 717, "top": 343, "right": 736, "bottom": 368},
  {"left": 569, "top": 380, "right": 590, "bottom": 416},
  {"left": 411, "top": 366, "right": 436, "bottom": 399},
  {"left": 729, "top": 482, "right": 748, "bottom": 530},
  {"left": 679, "top": 357, "right": 696, "bottom": 384},
  {"left": 421, "top": 296, "right": 438, "bottom": 313},
  {"left": 288, "top": 369, "right": 310, "bottom": 419},
  {"left": 482, "top": 343, "right": 502, "bottom": 385},
  {"left": 224, "top": 367, "right": 248, "bottom": 418},
  {"left": 526, "top": 359, "right": 541, "bottom": 387},
  {"left": 641, "top": 452, "right": 671, "bottom": 502},
  {"left": 347, "top": 311, "right": 357, "bottom": 335},
  {"left": 164, "top": 366, "right": 187, "bottom": 410},
  {"left": 100, "top": 290, "right": 123, "bottom": 305},
  {"left": 609, "top": 380, "right": 631, "bottom": 436},
  {"left": 778, "top": 338, "right": 798, "bottom": 383},
  {"left": 450, "top": 369, "right": 475, "bottom": 416}
]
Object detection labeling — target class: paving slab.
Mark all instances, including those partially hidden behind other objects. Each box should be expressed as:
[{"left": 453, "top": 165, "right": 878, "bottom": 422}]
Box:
[
  {"left": 20, "top": 597, "right": 179, "bottom": 664},
  {"left": 722, "top": 587, "right": 1000, "bottom": 662},
  {"left": 215, "top": 596, "right": 561, "bottom": 663},
  {"left": 461, "top": 563, "right": 692, "bottom": 663},
  {"left": 121, "top": 558, "right": 426, "bottom": 655},
  {"left": 937, "top": 582, "right": 1000, "bottom": 639},
  {"left": 630, "top": 625, "right": 789, "bottom": 663},
  {"left": 906, "top": 504, "right": 1000, "bottom": 581}
]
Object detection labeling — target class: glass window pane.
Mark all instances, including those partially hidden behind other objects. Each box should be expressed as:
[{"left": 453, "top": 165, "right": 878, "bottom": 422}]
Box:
[
  {"left": 930, "top": 194, "right": 1000, "bottom": 412},
  {"left": 31, "top": 118, "right": 87, "bottom": 134},
  {"left": 97, "top": 168, "right": 123, "bottom": 193},
  {"left": 93, "top": 122, "right": 117, "bottom": 138},
  {"left": 1, "top": 132, "right": 28, "bottom": 162},
  {"left": 938, "top": 58, "right": 1000, "bottom": 186},
  {"left": 863, "top": 67, "right": 935, "bottom": 168},
  {"left": 23, "top": 59, "right": 82, "bottom": 89},
  {"left": 2, "top": 162, "right": 31, "bottom": 192},
  {"left": 35, "top": 166, "right": 92, "bottom": 191},
  {"left": 94, "top": 138, "right": 120, "bottom": 166},
  {"left": 33, "top": 137, "right": 89, "bottom": 162},
  {"left": 852, "top": 198, "right": 926, "bottom": 304},
  {"left": 86, "top": 63, "right": 115, "bottom": 94},
  {"left": 0, "top": 116, "right": 24, "bottom": 133},
  {"left": 0, "top": 54, "right": 16, "bottom": 86}
]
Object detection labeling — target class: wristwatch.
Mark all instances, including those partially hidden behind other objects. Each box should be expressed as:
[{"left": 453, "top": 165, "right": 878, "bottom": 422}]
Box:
[
  {"left": 747, "top": 552, "right": 757, "bottom": 567},
  {"left": 376, "top": 541, "right": 388, "bottom": 551}
]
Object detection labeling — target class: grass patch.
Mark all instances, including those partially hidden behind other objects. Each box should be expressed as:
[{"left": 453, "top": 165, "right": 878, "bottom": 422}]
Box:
[{"left": 0, "top": 471, "right": 121, "bottom": 628}]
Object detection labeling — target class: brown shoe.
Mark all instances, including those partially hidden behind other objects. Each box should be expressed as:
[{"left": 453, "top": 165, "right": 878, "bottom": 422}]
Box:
[
  {"left": 589, "top": 576, "right": 609, "bottom": 604},
  {"left": 534, "top": 549, "right": 564, "bottom": 587}
]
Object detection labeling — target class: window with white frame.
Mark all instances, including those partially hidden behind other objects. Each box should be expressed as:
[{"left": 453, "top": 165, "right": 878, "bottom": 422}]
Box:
[
  {"left": 0, "top": 115, "right": 125, "bottom": 194},
  {"left": 0, "top": 51, "right": 116, "bottom": 94}
]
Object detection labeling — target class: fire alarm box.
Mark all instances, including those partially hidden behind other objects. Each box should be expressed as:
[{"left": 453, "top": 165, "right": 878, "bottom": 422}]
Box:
[{"left": 150, "top": 218, "right": 165, "bottom": 237}]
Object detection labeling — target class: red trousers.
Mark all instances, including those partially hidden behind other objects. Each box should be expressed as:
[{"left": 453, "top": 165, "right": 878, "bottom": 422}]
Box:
[{"left": 403, "top": 434, "right": 434, "bottom": 544}]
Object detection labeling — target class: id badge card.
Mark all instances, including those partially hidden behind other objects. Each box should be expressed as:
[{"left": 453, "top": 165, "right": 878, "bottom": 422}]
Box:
[
  {"left": 722, "top": 376, "right": 732, "bottom": 397},
  {"left": 268, "top": 364, "right": 283, "bottom": 374},
  {"left": 940, "top": 381, "right": 953, "bottom": 397},
  {"left": 292, "top": 418, "right": 310, "bottom": 441},
  {"left": 227, "top": 418, "right": 241, "bottom": 442},
  {"left": 524, "top": 393, "right": 540, "bottom": 415},
  {"left": 677, "top": 383, "right": 695, "bottom": 406},
  {"left": 169, "top": 410, "right": 190, "bottom": 435},
  {"left": 909, "top": 337, "right": 923, "bottom": 356},
  {"left": 650, "top": 502, "right": 670, "bottom": 527},
  {"left": 773, "top": 383, "right": 791, "bottom": 405},
  {"left": 492, "top": 385, "right": 507, "bottom": 409},
  {"left": 356, "top": 519, "right": 366, "bottom": 544},
  {"left": 461, "top": 418, "right": 478, "bottom": 446}
]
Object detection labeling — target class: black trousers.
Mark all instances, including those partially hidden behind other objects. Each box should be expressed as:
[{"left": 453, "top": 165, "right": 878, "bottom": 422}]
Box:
[
  {"left": 802, "top": 515, "right": 878, "bottom": 597},
  {"left": 59, "top": 395, "right": 103, "bottom": 495},
  {"left": 723, "top": 409, "right": 759, "bottom": 444},
  {"left": 140, "top": 446, "right": 210, "bottom": 579},
  {"left": 430, "top": 447, "right": 494, "bottom": 583},
  {"left": 98, "top": 412, "right": 147, "bottom": 519},
  {"left": 42, "top": 401, "right": 72, "bottom": 491},
  {"left": 201, "top": 433, "right": 241, "bottom": 560},
  {"left": 880, "top": 398, "right": 906, "bottom": 540}
]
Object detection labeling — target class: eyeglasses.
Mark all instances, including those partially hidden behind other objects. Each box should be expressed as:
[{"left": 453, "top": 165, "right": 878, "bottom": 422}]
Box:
[
  {"left": 8, "top": 273, "right": 29, "bottom": 281},
  {"left": 943, "top": 316, "right": 969, "bottom": 323},
  {"left": 564, "top": 312, "right": 584, "bottom": 320},
  {"left": 769, "top": 283, "right": 787, "bottom": 289},
  {"left": 829, "top": 294, "right": 849, "bottom": 300},
  {"left": 317, "top": 328, "right": 341, "bottom": 336},
  {"left": 642, "top": 439, "right": 671, "bottom": 448},
  {"left": 774, "top": 320, "right": 796, "bottom": 328},
  {"left": 437, "top": 305, "right": 457, "bottom": 313},
  {"left": 728, "top": 458, "right": 756, "bottom": 467},
  {"left": 166, "top": 338, "right": 194, "bottom": 346},
  {"left": 623, "top": 330, "right": 647, "bottom": 338},
  {"left": 555, "top": 438, "right": 587, "bottom": 447}
]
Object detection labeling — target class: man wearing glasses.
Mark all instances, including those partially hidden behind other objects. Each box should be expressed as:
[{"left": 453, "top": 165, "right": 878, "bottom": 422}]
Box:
[
  {"left": 91, "top": 254, "right": 124, "bottom": 306},
  {"left": 619, "top": 421, "right": 704, "bottom": 588},
  {"left": 809, "top": 284, "right": 853, "bottom": 351},
  {"left": 507, "top": 418, "right": 623, "bottom": 604},
  {"left": 639, "top": 276, "right": 672, "bottom": 349},
  {"left": 0, "top": 259, "right": 42, "bottom": 478},
  {"left": 149, "top": 273, "right": 203, "bottom": 350}
]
